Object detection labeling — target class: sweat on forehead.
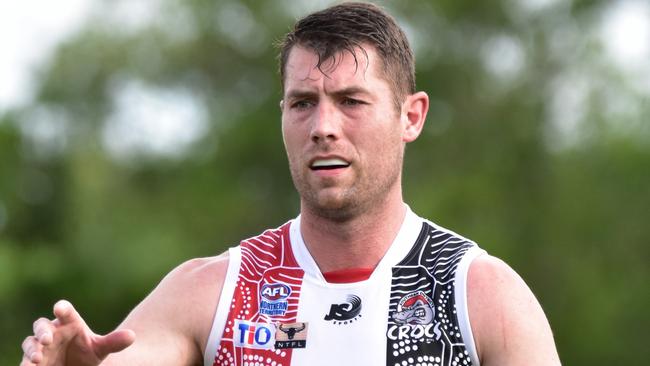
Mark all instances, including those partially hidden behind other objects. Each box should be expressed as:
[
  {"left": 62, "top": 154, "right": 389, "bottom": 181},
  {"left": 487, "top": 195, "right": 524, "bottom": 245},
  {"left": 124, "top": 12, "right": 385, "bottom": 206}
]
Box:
[{"left": 286, "top": 44, "right": 374, "bottom": 83}]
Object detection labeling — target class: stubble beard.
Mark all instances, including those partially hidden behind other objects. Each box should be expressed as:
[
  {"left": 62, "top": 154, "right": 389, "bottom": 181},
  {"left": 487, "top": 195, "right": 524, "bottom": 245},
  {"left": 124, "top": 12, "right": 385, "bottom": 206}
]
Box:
[{"left": 289, "top": 150, "right": 403, "bottom": 223}]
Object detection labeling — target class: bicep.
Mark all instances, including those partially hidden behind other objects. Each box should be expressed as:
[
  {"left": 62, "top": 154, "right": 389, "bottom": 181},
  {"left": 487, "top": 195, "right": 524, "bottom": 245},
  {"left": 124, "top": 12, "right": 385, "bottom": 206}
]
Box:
[{"left": 468, "top": 255, "right": 560, "bottom": 366}]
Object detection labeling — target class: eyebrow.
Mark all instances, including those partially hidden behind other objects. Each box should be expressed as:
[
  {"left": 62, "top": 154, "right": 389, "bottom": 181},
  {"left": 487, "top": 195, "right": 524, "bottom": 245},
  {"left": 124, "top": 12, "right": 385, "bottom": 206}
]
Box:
[
  {"left": 330, "top": 86, "right": 372, "bottom": 99},
  {"left": 285, "top": 89, "right": 317, "bottom": 101},
  {"left": 284, "top": 86, "right": 372, "bottom": 100}
]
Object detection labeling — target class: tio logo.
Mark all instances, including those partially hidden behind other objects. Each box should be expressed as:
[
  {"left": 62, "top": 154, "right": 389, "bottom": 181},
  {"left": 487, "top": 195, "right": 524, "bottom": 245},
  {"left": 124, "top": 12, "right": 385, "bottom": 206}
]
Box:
[{"left": 234, "top": 320, "right": 275, "bottom": 350}]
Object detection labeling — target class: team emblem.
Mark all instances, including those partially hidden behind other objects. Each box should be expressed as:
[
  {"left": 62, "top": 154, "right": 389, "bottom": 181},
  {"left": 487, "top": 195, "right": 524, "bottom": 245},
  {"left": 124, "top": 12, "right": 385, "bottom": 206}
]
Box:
[
  {"left": 391, "top": 290, "right": 435, "bottom": 325},
  {"left": 387, "top": 291, "right": 441, "bottom": 342}
]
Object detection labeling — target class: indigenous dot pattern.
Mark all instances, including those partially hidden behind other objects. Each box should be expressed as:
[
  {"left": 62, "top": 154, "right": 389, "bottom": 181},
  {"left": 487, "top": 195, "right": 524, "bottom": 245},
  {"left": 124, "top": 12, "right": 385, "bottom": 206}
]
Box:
[
  {"left": 386, "top": 223, "right": 476, "bottom": 366},
  {"left": 212, "top": 224, "right": 304, "bottom": 366}
]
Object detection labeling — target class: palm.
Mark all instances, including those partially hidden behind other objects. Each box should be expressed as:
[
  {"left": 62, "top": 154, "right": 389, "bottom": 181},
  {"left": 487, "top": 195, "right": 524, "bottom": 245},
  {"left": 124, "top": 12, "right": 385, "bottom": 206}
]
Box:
[{"left": 62, "top": 331, "right": 103, "bottom": 366}]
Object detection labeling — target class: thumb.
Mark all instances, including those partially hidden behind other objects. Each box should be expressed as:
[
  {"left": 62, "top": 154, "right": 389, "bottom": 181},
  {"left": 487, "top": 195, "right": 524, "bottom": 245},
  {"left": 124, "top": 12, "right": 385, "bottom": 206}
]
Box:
[{"left": 93, "top": 329, "right": 136, "bottom": 359}]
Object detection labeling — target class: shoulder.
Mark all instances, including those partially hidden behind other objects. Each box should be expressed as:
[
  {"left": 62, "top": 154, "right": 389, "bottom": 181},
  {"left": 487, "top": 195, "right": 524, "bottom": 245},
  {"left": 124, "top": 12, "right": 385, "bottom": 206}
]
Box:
[
  {"left": 466, "top": 254, "right": 560, "bottom": 365},
  {"left": 155, "top": 252, "right": 231, "bottom": 332},
  {"left": 467, "top": 255, "right": 524, "bottom": 297},
  {"left": 163, "top": 252, "right": 231, "bottom": 291},
  {"left": 152, "top": 252, "right": 231, "bottom": 308}
]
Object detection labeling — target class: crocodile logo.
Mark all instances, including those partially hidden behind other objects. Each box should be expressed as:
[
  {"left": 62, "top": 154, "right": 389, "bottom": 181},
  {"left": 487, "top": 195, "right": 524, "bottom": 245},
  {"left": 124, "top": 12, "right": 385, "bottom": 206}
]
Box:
[{"left": 391, "top": 291, "right": 435, "bottom": 325}]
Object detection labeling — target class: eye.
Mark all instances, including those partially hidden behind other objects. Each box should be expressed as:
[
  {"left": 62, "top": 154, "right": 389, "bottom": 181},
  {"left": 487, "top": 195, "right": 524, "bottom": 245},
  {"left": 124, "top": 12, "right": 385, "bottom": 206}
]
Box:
[
  {"left": 290, "top": 99, "right": 315, "bottom": 110},
  {"left": 341, "top": 98, "right": 365, "bottom": 107}
]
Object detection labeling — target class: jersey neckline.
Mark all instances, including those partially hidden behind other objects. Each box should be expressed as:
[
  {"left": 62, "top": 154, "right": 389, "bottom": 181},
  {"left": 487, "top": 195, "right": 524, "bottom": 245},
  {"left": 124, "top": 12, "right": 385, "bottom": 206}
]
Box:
[
  {"left": 289, "top": 205, "right": 423, "bottom": 285},
  {"left": 322, "top": 267, "right": 374, "bottom": 283}
]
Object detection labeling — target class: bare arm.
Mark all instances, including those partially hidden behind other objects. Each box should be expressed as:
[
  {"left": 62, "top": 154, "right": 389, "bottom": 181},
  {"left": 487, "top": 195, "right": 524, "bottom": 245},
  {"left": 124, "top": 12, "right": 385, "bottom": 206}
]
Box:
[
  {"left": 103, "top": 254, "right": 228, "bottom": 365},
  {"left": 468, "top": 255, "right": 561, "bottom": 366},
  {"left": 22, "top": 253, "right": 229, "bottom": 366}
]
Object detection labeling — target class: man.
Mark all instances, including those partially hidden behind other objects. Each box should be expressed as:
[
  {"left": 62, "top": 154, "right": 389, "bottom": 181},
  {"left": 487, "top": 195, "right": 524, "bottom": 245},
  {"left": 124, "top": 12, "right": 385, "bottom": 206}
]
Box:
[{"left": 21, "top": 3, "right": 560, "bottom": 365}]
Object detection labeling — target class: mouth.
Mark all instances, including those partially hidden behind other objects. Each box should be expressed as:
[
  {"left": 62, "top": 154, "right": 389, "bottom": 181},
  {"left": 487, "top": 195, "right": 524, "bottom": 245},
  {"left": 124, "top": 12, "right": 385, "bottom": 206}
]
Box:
[{"left": 310, "top": 158, "right": 351, "bottom": 171}]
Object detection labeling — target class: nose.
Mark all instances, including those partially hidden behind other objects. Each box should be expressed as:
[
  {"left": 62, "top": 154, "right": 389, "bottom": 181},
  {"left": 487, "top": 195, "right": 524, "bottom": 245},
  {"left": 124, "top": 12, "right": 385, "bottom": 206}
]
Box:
[{"left": 310, "top": 101, "right": 340, "bottom": 143}]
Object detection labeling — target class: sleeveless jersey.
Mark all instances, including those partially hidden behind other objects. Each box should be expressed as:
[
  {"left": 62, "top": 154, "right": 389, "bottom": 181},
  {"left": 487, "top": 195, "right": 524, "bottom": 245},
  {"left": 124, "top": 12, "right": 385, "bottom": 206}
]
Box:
[{"left": 204, "top": 209, "right": 485, "bottom": 366}]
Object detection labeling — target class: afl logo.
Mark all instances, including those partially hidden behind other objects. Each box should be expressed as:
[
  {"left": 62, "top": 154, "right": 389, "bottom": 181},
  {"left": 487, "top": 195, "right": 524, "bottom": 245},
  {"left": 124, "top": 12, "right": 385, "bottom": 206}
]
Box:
[{"left": 261, "top": 283, "right": 291, "bottom": 301}]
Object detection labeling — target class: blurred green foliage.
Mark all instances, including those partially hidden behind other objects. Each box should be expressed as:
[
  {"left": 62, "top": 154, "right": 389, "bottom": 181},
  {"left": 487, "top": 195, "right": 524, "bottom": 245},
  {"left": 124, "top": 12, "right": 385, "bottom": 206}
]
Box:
[{"left": 1, "top": 0, "right": 648, "bottom": 364}]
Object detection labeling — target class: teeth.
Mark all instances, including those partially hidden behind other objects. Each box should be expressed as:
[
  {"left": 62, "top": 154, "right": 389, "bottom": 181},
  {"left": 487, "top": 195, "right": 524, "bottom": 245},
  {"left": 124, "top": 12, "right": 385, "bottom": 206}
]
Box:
[{"left": 311, "top": 158, "right": 349, "bottom": 168}]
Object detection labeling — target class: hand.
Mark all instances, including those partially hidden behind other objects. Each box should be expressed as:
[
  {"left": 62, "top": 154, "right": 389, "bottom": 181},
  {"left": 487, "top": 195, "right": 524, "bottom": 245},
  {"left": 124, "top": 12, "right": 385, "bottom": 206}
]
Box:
[{"left": 21, "top": 300, "right": 136, "bottom": 366}]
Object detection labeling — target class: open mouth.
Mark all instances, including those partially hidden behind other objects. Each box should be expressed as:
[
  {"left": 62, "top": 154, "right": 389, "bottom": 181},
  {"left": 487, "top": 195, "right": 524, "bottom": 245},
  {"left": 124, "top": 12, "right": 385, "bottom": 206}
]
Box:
[{"left": 310, "top": 158, "right": 350, "bottom": 171}]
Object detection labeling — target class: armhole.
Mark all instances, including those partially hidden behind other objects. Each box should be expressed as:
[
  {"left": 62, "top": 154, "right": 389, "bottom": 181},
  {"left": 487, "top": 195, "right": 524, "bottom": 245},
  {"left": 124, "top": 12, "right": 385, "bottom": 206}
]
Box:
[
  {"left": 203, "top": 246, "right": 241, "bottom": 366},
  {"left": 454, "top": 246, "right": 485, "bottom": 366}
]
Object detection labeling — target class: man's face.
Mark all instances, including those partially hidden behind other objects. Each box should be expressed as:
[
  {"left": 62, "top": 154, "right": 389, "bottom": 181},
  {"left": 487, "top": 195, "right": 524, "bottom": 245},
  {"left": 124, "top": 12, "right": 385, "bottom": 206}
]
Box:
[{"left": 281, "top": 45, "right": 406, "bottom": 220}]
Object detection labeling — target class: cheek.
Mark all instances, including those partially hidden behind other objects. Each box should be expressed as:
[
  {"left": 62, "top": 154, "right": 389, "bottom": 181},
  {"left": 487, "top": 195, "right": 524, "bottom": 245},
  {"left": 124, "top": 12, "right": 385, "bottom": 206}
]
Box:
[
  {"left": 281, "top": 121, "right": 295, "bottom": 146},
  {"left": 282, "top": 123, "right": 305, "bottom": 159},
  {"left": 368, "top": 128, "right": 403, "bottom": 164},
  {"left": 358, "top": 123, "right": 401, "bottom": 148}
]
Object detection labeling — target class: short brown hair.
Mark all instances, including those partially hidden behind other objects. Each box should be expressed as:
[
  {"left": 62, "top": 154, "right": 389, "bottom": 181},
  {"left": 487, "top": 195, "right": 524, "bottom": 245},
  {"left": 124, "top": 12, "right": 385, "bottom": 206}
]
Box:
[{"left": 278, "top": 2, "right": 416, "bottom": 108}]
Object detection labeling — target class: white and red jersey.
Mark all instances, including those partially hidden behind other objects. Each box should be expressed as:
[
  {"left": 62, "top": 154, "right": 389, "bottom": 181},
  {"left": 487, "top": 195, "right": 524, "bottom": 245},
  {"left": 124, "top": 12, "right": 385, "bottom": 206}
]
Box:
[{"left": 204, "top": 208, "right": 484, "bottom": 366}]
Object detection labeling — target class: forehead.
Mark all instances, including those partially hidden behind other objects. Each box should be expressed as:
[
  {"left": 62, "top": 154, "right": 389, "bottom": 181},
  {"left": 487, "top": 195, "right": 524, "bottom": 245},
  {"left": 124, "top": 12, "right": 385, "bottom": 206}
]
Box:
[{"left": 283, "top": 45, "right": 388, "bottom": 93}]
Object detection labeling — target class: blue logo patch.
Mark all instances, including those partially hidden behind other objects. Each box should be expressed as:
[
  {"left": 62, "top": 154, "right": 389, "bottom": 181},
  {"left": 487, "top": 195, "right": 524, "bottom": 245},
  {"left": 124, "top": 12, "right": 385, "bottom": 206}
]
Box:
[{"left": 260, "top": 283, "right": 291, "bottom": 316}]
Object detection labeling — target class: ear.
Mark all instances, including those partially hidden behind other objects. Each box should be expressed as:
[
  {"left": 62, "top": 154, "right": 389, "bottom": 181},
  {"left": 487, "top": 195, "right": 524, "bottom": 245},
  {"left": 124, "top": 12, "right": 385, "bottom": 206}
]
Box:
[{"left": 401, "top": 91, "right": 429, "bottom": 143}]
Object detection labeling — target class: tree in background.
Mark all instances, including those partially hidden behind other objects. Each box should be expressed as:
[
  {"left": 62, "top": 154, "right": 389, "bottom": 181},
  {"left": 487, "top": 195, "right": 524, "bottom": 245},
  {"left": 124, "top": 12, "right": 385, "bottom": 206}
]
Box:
[{"left": 1, "top": 0, "right": 648, "bottom": 364}]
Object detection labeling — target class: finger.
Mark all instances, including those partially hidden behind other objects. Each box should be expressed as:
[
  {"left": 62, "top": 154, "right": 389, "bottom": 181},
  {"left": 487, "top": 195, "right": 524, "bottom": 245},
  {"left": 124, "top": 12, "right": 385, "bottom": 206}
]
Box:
[
  {"left": 29, "top": 349, "right": 43, "bottom": 364},
  {"left": 32, "top": 318, "right": 54, "bottom": 345},
  {"left": 22, "top": 336, "right": 33, "bottom": 354},
  {"left": 20, "top": 353, "right": 36, "bottom": 366},
  {"left": 93, "top": 329, "right": 136, "bottom": 359},
  {"left": 21, "top": 336, "right": 42, "bottom": 364},
  {"left": 53, "top": 299, "right": 83, "bottom": 326},
  {"left": 22, "top": 336, "right": 37, "bottom": 356}
]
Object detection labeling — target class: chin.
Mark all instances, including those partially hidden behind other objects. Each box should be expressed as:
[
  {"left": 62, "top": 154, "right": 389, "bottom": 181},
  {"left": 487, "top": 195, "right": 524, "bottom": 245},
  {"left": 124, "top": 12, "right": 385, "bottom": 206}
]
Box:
[
  {"left": 307, "top": 195, "right": 362, "bottom": 222},
  {"left": 311, "top": 205, "right": 356, "bottom": 222}
]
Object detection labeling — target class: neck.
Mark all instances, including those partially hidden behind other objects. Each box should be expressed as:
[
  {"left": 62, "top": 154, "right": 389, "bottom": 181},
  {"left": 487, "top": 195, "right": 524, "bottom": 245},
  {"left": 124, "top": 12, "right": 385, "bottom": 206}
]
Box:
[{"left": 299, "top": 191, "right": 407, "bottom": 273}]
